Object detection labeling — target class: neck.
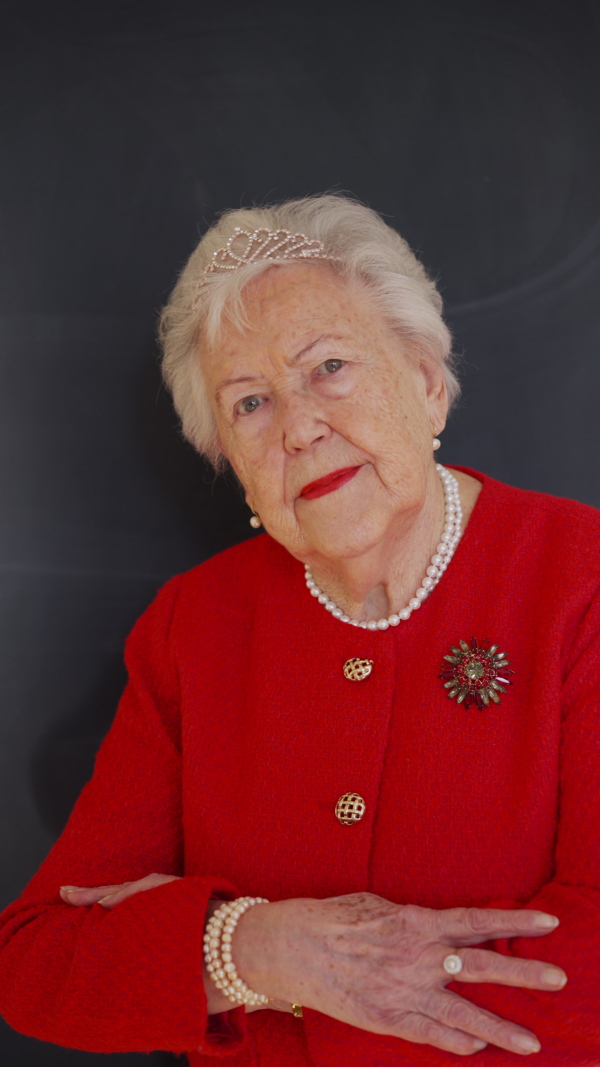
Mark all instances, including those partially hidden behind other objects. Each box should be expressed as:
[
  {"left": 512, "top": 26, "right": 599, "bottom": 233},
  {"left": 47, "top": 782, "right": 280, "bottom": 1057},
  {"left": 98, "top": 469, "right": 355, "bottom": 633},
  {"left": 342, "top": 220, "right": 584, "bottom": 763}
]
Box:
[{"left": 307, "top": 464, "right": 449, "bottom": 623}]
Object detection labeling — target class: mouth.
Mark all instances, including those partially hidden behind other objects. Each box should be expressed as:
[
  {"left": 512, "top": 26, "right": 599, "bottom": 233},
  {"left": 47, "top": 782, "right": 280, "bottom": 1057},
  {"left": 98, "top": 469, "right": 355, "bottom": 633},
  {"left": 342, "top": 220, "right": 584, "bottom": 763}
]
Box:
[{"left": 298, "top": 465, "right": 363, "bottom": 500}]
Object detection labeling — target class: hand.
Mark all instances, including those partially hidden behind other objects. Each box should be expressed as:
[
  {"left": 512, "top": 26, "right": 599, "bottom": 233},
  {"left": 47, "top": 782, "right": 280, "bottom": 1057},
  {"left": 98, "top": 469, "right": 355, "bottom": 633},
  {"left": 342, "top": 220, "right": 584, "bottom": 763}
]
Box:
[
  {"left": 234, "top": 892, "right": 567, "bottom": 1056},
  {"left": 59, "top": 872, "right": 180, "bottom": 908},
  {"left": 59, "top": 875, "right": 289, "bottom": 1015}
]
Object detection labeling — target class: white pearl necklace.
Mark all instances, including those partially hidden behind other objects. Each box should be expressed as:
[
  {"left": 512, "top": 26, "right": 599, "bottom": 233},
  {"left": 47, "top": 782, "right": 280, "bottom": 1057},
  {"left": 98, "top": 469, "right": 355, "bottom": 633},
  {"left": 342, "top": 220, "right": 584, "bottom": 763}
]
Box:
[{"left": 304, "top": 464, "right": 463, "bottom": 631}]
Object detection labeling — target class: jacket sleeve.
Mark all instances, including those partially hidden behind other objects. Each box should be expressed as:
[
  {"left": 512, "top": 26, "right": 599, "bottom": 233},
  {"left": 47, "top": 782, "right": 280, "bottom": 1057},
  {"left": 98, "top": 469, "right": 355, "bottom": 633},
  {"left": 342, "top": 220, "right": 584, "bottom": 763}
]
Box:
[
  {"left": 0, "top": 575, "right": 247, "bottom": 1056},
  {"left": 457, "top": 587, "right": 600, "bottom": 1062}
]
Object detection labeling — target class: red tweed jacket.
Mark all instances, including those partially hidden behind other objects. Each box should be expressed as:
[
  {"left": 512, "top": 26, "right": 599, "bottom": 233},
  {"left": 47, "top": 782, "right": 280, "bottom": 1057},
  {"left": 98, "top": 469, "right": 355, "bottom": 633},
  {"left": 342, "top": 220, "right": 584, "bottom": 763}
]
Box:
[{"left": 0, "top": 468, "right": 599, "bottom": 1066}]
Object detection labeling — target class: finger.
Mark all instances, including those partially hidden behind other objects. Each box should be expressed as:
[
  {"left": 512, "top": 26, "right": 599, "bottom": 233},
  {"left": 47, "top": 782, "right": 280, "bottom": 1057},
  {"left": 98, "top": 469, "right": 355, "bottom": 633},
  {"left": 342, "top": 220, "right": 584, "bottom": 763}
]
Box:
[
  {"left": 435, "top": 906, "right": 559, "bottom": 945},
  {"left": 97, "top": 873, "right": 180, "bottom": 908},
  {"left": 429, "top": 990, "right": 541, "bottom": 1056},
  {"left": 399, "top": 1012, "right": 487, "bottom": 1056},
  {"left": 60, "top": 874, "right": 180, "bottom": 908},
  {"left": 448, "top": 948, "right": 567, "bottom": 991},
  {"left": 97, "top": 893, "right": 123, "bottom": 909},
  {"left": 60, "top": 884, "right": 130, "bottom": 906}
]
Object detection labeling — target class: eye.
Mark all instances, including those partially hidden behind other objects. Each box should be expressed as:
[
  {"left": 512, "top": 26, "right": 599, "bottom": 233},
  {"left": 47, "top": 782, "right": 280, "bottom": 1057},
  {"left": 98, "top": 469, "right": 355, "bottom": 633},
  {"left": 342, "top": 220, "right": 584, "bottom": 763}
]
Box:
[
  {"left": 316, "top": 358, "right": 345, "bottom": 375},
  {"left": 236, "top": 395, "right": 265, "bottom": 416}
]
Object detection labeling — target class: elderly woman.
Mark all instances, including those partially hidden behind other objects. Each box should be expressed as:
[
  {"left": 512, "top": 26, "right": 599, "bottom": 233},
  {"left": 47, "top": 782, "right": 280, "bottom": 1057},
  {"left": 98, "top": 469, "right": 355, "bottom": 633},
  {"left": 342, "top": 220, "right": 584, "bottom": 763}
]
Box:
[{"left": 0, "top": 195, "right": 599, "bottom": 1067}]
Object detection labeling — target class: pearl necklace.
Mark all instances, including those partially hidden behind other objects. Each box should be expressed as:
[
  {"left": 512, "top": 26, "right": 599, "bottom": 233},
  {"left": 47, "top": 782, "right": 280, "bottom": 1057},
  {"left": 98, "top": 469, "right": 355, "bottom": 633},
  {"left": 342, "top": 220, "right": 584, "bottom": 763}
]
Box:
[{"left": 304, "top": 463, "right": 463, "bottom": 631}]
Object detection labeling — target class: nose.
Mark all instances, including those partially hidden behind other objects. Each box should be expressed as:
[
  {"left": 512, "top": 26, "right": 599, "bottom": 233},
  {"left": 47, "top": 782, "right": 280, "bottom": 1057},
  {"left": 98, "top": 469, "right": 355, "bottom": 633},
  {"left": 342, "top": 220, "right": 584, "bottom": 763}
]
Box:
[{"left": 279, "top": 393, "right": 331, "bottom": 454}]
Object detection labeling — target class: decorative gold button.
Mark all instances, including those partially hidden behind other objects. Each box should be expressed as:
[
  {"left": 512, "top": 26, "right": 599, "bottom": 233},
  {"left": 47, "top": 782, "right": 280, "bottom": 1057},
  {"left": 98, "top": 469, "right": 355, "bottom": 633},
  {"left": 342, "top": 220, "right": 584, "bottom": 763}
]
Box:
[
  {"left": 343, "top": 658, "right": 374, "bottom": 681},
  {"left": 335, "top": 793, "right": 366, "bottom": 825}
]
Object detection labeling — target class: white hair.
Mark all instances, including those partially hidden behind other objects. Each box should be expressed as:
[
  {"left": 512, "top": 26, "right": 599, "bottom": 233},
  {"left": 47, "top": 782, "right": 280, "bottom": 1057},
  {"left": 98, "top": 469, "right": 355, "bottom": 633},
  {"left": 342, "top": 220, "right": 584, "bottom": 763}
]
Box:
[{"left": 159, "top": 194, "right": 459, "bottom": 470}]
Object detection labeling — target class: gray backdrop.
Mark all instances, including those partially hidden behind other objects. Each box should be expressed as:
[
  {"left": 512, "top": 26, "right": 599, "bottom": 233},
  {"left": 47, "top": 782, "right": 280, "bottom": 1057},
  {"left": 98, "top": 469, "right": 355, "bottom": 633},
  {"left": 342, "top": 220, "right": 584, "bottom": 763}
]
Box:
[{"left": 1, "top": 0, "right": 599, "bottom": 1062}]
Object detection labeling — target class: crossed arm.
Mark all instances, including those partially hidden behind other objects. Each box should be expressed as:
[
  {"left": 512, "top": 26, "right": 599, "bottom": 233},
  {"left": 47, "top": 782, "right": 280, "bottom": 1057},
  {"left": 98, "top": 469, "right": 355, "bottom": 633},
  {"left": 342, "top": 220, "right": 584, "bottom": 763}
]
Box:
[
  {"left": 58, "top": 872, "right": 567, "bottom": 1057},
  {"left": 1, "top": 581, "right": 598, "bottom": 1061}
]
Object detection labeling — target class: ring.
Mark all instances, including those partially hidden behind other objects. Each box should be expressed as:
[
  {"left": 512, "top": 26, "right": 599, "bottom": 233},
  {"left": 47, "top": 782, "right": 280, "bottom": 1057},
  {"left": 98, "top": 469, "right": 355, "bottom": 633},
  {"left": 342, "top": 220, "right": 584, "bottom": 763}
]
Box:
[{"left": 443, "top": 953, "right": 463, "bottom": 976}]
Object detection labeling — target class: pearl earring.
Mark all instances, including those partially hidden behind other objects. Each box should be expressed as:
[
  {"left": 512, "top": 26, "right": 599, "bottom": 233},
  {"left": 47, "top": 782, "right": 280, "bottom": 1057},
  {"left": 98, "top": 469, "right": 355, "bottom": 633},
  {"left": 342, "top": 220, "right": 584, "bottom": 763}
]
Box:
[
  {"left": 249, "top": 512, "right": 261, "bottom": 529},
  {"left": 432, "top": 425, "right": 441, "bottom": 451}
]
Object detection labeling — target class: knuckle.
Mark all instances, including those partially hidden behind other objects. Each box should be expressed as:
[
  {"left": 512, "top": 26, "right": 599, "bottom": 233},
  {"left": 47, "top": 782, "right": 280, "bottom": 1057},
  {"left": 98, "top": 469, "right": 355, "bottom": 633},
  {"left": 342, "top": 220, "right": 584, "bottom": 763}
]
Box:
[
  {"left": 393, "top": 904, "right": 417, "bottom": 933},
  {"left": 398, "top": 903, "right": 429, "bottom": 933},
  {"left": 340, "top": 891, "right": 380, "bottom": 910},
  {"left": 464, "top": 907, "right": 491, "bottom": 935},
  {"left": 405, "top": 1012, "right": 482, "bottom": 1056},
  {"left": 462, "top": 949, "right": 488, "bottom": 977},
  {"left": 411, "top": 1014, "right": 444, "bottom": 1043},
  {"left": 510, "top": 958, "right": 533, "bottom": 983},
  {"left": 508, "top": 960, "right": 527, "bottom": 985},
  {"left": 444, "top": 998, "right": 474, "bottom": 1029},
  {"left": 435, "top": 906, "right": 459, "bottom": 939}
]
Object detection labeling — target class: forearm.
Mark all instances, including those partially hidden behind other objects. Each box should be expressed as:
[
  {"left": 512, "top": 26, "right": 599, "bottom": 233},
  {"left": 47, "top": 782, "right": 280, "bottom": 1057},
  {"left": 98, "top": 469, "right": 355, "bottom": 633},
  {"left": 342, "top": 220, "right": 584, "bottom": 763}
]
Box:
[{"left": 0, "top": 877, "right": 246, "bottom": 1054}]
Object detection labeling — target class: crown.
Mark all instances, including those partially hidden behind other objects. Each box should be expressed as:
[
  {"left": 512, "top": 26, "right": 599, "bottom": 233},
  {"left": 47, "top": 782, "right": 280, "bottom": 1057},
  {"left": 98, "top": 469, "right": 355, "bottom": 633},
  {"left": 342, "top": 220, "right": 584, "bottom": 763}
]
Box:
[{"left": 196, "top": 227, "right": 339, "bottom": 297}]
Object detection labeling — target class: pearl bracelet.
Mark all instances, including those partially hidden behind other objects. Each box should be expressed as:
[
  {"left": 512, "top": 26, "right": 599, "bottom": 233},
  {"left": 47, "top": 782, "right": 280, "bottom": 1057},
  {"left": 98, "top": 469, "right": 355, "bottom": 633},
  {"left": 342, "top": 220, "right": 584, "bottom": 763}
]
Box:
[{"left": 203, "top": 896, "right": 270, "bottom": 1007}]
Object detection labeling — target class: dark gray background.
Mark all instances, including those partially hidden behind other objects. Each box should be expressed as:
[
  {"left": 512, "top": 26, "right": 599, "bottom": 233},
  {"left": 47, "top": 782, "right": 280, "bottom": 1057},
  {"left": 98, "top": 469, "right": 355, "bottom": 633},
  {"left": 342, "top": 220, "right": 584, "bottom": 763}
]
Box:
[{"left": 1, "top": 0, "right": 599, "bottom": 1062}]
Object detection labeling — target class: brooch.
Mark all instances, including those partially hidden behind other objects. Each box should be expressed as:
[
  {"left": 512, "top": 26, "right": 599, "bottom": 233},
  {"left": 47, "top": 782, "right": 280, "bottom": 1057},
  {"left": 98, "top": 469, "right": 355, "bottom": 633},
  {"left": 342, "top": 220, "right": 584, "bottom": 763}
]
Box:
[{"left": 440, "top": 638, "right": 514, "bottom": 709}]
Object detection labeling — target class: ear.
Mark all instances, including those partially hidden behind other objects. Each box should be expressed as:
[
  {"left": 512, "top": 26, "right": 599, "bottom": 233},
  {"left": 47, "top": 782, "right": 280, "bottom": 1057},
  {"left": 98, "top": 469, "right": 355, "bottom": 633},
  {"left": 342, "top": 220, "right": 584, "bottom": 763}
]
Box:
[{"left": 420, "top": 357, "right": 449, "bottom": 436}]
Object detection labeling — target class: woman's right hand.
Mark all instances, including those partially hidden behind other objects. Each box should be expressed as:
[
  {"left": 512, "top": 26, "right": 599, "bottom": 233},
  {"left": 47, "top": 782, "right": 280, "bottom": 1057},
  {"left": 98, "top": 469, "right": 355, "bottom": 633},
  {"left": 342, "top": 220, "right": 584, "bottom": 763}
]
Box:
[{"left": 234, "top": 892, "right": 567, "bottom": 1056}]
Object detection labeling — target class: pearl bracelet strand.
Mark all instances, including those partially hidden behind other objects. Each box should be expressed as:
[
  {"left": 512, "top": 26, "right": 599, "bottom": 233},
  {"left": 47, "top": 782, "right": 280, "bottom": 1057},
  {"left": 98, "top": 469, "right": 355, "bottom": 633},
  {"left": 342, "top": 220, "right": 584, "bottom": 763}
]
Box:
[
  {"left": 203, "top": 897, "right": 270, "bottom": 1007},
  {"left": 304, "top": 464, "right": 463, "bottom": 630}
]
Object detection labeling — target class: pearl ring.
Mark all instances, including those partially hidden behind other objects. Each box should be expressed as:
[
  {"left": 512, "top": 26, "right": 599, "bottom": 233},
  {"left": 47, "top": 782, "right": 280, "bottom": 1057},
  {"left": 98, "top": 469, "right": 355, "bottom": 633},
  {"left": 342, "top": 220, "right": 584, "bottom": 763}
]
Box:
[{"left": 443, "top": 953, "right": 464, "bottom": 976}]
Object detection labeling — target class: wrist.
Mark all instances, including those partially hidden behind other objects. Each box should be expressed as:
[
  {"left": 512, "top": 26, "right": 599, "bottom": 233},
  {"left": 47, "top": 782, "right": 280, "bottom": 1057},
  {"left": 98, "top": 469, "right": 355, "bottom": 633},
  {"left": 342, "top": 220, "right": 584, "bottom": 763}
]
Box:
[
  {"left": 231, "top": 901, "right": 273, "bottom": 992},
  {"left": 204, "top": 897, "right": 270, "bottom": 1007},
  {"left": 234, "top": 897, "right": 314, "bottom": 1006}
]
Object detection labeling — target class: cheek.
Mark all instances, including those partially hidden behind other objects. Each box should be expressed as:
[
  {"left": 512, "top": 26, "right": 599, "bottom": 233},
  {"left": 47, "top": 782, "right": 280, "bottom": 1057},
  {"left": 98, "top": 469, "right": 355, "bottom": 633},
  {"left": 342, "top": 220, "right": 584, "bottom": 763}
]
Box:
[
  {"left": 216, "top": 426, "right": 253, "bottom": 493},
  {"left": 338, "top": 376, "right": 416, "bottom": 448},
  {"left": 226, "top": 438, "right": 284, "bottom": 511}
]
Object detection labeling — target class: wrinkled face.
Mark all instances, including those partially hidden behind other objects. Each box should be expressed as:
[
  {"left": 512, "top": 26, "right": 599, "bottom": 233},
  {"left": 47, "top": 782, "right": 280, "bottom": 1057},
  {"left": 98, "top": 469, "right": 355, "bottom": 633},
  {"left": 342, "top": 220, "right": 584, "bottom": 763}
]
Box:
[{"left": 201, "top": 263, "right": 448, "bottom": 563}]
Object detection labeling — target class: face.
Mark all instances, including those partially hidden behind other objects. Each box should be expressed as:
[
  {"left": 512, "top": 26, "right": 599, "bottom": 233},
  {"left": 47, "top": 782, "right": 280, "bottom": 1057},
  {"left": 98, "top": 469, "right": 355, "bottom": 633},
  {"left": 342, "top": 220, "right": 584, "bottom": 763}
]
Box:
[{"left": 201, "top": 263, "right": 448, "bottom": 565}]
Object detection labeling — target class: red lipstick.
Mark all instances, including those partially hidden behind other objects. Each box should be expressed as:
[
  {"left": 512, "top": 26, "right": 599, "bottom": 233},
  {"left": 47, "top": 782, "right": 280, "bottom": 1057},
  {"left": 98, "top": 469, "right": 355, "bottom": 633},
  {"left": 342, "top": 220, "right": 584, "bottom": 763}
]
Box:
[{"left": 299, "top": 466, "right": 362, "bottom": 500}]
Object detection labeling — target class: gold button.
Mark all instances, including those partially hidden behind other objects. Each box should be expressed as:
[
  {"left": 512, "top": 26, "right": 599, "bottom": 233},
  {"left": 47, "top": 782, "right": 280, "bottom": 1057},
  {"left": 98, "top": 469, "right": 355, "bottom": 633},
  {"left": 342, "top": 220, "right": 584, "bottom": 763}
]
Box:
[
  {"left": 343, "top": 658, "right": 373, "bottom": 681},
  {"left": 335, "top": 793, "right": 366, "bottom": 825}
]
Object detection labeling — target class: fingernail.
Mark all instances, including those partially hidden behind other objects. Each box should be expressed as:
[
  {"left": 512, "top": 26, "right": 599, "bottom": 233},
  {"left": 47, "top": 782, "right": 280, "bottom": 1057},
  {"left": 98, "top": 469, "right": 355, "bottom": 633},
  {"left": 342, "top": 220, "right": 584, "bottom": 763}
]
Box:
[
  {"left": 512, "top": 1034, "right": 541, "bottom": 1053},
  {"left": 60, "top": 886, "right": 80, "bottom": 892},
  {"left": 472, "top": 1039, "right": 487, "bottom": 1051},
  {"left": 543, "top": 967, "right": 567, "bottom": 988},
  {"left": 534, "top": 914, "right": 559, "bottom": 929},
  {"left": 97, "top": 896, "right": 114, "bottom": 905}
]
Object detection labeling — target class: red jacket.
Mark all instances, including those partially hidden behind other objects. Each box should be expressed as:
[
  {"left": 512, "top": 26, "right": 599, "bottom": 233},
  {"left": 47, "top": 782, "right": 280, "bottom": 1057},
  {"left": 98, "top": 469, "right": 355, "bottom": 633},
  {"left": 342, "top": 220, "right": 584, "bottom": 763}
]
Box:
[{"left": 1, "top": 468, "right": 599, "bottom": 1066}]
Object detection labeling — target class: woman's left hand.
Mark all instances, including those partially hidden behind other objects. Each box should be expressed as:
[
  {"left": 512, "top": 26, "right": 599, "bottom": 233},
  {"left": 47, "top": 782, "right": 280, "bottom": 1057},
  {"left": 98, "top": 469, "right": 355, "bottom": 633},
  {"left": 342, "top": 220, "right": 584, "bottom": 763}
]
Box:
[
  {"left": 59, "top": 875, "right": 290, "bottom": 1015},
  {"left": 60, "top": 873, "right": 180, "bottom": 908}
]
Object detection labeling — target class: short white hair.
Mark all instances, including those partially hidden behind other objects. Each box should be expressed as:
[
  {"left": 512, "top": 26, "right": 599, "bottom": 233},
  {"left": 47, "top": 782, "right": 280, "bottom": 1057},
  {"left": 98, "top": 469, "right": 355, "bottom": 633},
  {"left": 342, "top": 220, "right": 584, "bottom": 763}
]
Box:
[{"left": 159, "top": 194, "right": 459, "bottom": 470}]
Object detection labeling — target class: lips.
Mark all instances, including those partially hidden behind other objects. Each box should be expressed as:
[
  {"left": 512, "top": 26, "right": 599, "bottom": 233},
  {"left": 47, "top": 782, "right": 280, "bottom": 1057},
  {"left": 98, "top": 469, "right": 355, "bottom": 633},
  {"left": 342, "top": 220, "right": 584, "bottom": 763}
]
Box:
[{"left": 298, "top": 465, "right": 362, "bottom": 500}]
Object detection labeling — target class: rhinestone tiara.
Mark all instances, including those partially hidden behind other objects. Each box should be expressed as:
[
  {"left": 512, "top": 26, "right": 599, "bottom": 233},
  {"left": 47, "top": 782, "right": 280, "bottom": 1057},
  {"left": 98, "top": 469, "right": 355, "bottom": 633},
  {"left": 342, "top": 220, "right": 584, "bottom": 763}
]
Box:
[{"left": 195, "top": 227, "right": 340, "bottom": 299}]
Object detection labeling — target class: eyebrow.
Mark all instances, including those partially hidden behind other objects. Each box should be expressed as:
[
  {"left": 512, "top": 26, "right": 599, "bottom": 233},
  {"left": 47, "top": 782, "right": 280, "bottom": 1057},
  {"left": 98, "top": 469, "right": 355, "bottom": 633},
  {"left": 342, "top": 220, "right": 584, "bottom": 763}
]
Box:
[
  {"left": 290, "top": 333, "right": 333, "bottom": 363},
  {"left": 215, "top": 374, "right": 261, "bottom": 398},
  {"left": 214, "top": 334, "right": 345, "bottom": 398}
]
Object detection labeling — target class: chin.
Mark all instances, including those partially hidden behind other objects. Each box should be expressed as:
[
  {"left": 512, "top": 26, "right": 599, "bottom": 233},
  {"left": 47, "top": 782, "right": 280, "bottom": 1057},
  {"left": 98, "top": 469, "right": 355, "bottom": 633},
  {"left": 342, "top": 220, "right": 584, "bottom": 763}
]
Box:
[{"left": 295, "top": 485, "right": 390, "bottom": 558}]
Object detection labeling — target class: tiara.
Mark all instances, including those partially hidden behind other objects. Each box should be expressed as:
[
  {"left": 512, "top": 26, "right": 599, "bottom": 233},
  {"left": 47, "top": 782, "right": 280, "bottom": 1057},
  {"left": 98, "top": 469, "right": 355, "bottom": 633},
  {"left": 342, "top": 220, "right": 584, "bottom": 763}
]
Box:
[{"left": 195, "top": 227, "right": 339, "bottom": 299}]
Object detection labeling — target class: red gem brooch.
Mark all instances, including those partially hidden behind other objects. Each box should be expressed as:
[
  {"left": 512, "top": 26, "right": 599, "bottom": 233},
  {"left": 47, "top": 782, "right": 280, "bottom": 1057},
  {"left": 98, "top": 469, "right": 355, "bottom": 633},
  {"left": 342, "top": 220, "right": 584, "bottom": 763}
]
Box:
[{"left": 440, "top": 638, "right": 514, "bottom": 709}]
